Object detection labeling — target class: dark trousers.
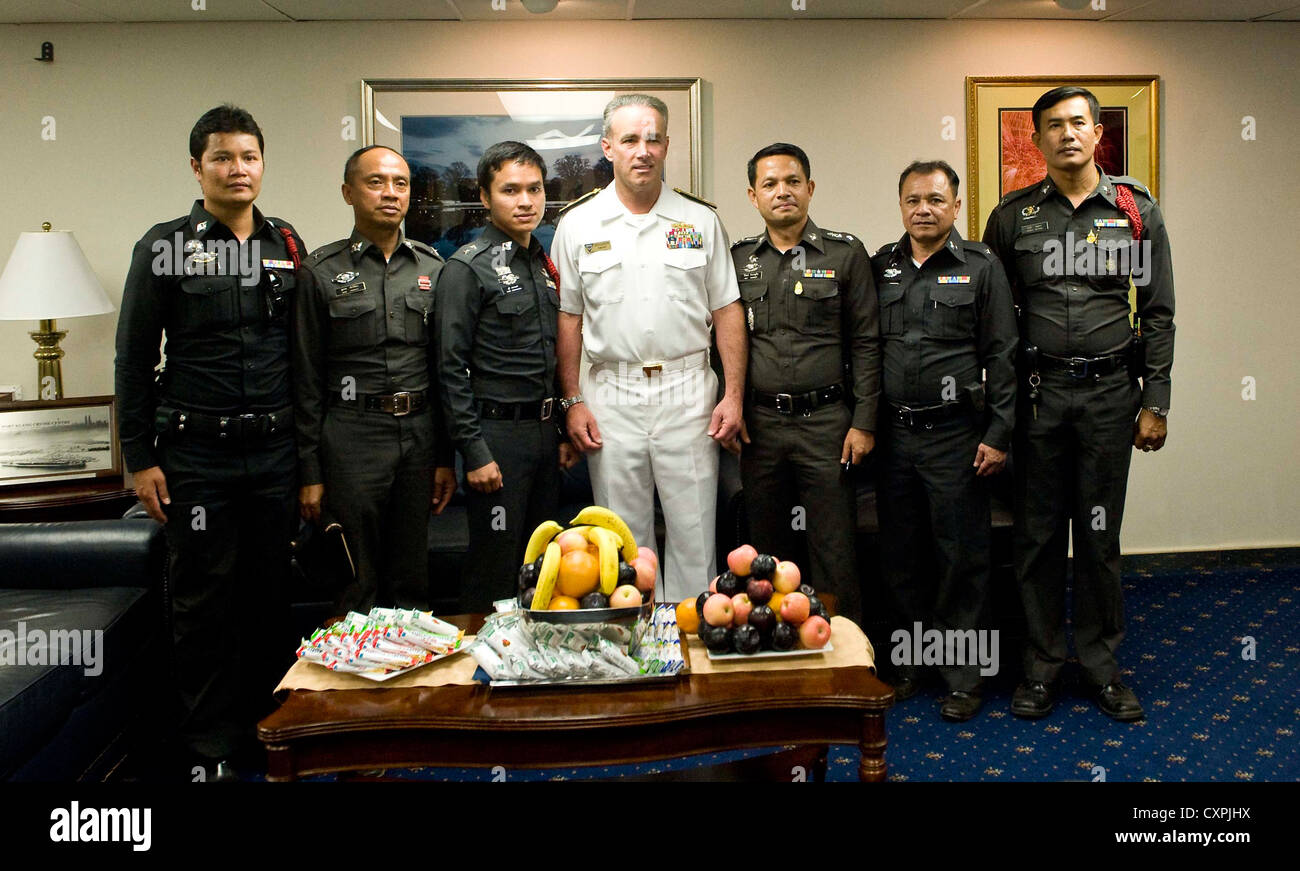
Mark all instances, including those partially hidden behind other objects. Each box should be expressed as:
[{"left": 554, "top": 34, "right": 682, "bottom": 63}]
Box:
[
  {"left": 740, "top": 402, "right": 862, "bottom": 625},
  {"left": 1014, "top": 368, "right": 1141, "bottom": 686},
  {"left": 158, "top": 432, "right": 296, "bottom": 760},
  {"left": 321, "top": 407, "right": 434, "bottom": 613},
  {"left": 462, "top": 417, "right": 560, "bottom": 614},
  {"left": 877, "top": 411, "right": 991, "bottom": 693}
]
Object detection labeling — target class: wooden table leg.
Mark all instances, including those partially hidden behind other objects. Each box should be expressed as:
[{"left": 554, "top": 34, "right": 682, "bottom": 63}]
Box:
[
  {"left": 814, "top": 746, "right": 829, "bottom": 782},
  {"left": 858, "top": 712, "right": 887, "bottom": 782},
  {"left": 264, "top": 743, "right": 298, "bottom": 782}
]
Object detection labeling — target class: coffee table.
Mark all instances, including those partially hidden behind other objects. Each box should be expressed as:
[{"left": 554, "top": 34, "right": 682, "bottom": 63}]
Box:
[{"left": 258, "top": 614, "right": 895, "bottom": 782}]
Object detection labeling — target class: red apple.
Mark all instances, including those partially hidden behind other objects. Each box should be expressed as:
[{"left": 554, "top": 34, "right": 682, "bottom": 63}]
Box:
[
  {"left": 799, "top": 615, "right": 831, "bottom": 649},
  {"left": 709, "top": 575, "right": 719, "bottom": 593},
  {"left": 637, "top": 546, "right": 659, "bottom": 572},
  {"left": 772, "top": 560, "right": 802, "bottom": 594},
  {"left": 779, "top": 591, "right": 810, "bottom": 625},
  {"left": 609, "top": 585, "right": 641, "bottom": 608},
  {"left": 556, "top": 529, "right": 589, "bottom": 555},
  {"left": 702, "top": 593, "right": 734, "bottom": 627},
  {"left": 731, "top": 593, "right": 753, "bottom": 626},
  {"left": 727, "top": 544, "right": 758, "bottom": 578},
  {"left": 630, "top": 557, "right": 656, "bottom": 594}
]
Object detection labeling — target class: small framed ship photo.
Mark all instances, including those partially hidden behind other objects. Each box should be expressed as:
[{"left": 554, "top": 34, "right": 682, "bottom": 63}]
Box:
[{"left": 0, "top": 396, "right": 120, "bottom": 487}]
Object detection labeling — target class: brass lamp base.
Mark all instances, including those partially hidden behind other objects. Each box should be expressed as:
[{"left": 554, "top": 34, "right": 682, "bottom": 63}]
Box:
[{"left": 29, "top": 318, "right": 66, "bottom": 400}]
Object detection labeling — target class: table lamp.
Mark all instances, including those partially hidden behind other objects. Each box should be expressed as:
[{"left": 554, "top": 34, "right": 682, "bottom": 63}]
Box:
[{"left": 0, "top": 222, "right": 114, "bottom": 400}]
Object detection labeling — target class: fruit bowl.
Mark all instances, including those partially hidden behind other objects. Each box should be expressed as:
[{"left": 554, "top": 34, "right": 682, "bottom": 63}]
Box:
[{"left": 517, "top": 597, "right": 653, "bottom": 627}]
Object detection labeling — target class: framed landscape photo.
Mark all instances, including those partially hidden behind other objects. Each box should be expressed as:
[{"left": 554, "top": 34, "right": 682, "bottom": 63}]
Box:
[
  {"left": 965, "top": 75, "right": 1160, "bottom": 238},
  {"left": 361, "top": 78, "right": 702, "bottom": 259},
  {"left": 0, "top": 396, "right": 120, "bottom": 487}
]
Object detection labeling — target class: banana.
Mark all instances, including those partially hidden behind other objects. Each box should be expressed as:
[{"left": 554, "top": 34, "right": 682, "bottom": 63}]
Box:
[
  {"left": 567, "top": 525, "right": 593, "bottom": 541},
  {"left": 531, "top": 541, "right": 561, "bottom": 610},
  {"left": 589, "top": 527, "right": 620, "bottom": 596},
  {"left": 570, "top": 505, "right": 637, "bottom": 563},
  {"left": 523, "top": 520, "right": 565, "bottom": 565}
]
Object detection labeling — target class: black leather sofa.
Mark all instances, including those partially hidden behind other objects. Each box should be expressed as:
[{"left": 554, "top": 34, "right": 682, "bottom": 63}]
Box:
[{"left": 0, "top": 519, "right": 167, "bottom": 781}]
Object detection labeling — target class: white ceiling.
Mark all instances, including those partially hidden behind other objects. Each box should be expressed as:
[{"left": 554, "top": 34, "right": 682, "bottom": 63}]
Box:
[{"left": 0, "top": 0, "right": 1295, "bottom": 22}]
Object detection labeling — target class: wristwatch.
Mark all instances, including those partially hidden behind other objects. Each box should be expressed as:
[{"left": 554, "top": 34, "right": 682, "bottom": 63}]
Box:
[
  {"left": 559, "top": 395, "right": 585, "bottom": 411},
  {"left": 1143, "top": 406, "right": 1168, "bottom": 418}
]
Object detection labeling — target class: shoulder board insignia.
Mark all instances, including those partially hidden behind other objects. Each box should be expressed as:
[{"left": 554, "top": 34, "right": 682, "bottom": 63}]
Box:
[
  {"left": 306, "top": 239, "right": 348, "bottom": 265},
  {"left": 997, "top": 183, "right": 1041, "bottom": 210},
  {"left": 405, "top": 238, "right": 444, "bottom": 261},
  {"left": 822, "top": 230, "right": 856, "bottom": 242},
  {"left": 557, "top": 187, "right": 601, "bottom": 218},
  {"left": 730, "top": 234, "right": 760, "bottom": 250},
  {"left": 451, "top": 241, "right": 487, "bottom": 265},
  {"left": 961, "top": 240, "right": 995, "bottom": 258},
  {"left": 1111, "top": 177, "right": 1153, "bottom": 199},
  {"left": 874, "top": 242, "right": 899, "bottom": 256},
  {"left": 673, "top": 187, "right": 717, "bottom": 209}
]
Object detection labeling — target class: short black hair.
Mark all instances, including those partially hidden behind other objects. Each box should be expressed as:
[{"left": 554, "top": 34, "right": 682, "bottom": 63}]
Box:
[
  {"left": 898, "top": 159, "right": 960, "bottom": 197},
  {"left": 477, "top": 141, "right": 547, "bottom": 194},
  {"left": 343, "top": 145, "right": 405, "bottom": 183},
  {"left": 747, "top": 143, "right": 811, "bottom": 188},
  {"left": 1032, "top": 86, "right": 1101, "bottom": 133},
  {"left": 189, "top": 105, "right": 264, "bottom": 161}
]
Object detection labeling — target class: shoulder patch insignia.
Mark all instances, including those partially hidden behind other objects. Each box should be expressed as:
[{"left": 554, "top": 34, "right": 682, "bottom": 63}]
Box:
[
  {"left": 673, "top": 188, "right": 717, "bottom": 209},
  {"left": 557, "top": 187, "right": 601, "bottom": 218},
  {"left": 822, "top": 230, "right": 855, "bottom": 242},
  {"left": 730, "top": 234, "right": 760, "bottom": 250},
  {"left": 875, "top": 241, "right": 898, "bottom": 256}
]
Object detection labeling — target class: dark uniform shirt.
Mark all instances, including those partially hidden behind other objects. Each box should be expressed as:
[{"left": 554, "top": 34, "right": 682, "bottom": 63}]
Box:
[
  {"left": 114, "top": 200, "right": 305, "bottom": 472},
  {"left": 982, "top": 169, "right": 1175, "bottom": 409},
  {"left": 436, "top": 223, "right": 559, "bottom": 470},
  {"left": 292, "top": 228, "right": 446, "bottom": 486},
  {"left": 729, "top": 218, "right": 881, "bottom": 432},
  {"left": 871, "top": 229, "right": 1018, "bottom": 450}
]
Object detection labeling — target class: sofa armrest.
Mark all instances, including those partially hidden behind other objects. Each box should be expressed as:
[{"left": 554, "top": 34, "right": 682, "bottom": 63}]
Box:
[{"left": 0, "top": 520, "right": 166, "bottom": 592}]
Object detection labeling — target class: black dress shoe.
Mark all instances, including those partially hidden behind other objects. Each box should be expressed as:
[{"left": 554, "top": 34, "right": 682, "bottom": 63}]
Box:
[
  {"left": 940, "top": 690, "right": 982, "bottom": 722},
  {"left": 891, "top": 676, "right": 919, "bottom": 701},
  {"left": 1093, "top": 682, "right": 1145, "bottom": 721},
  {"left": 1011, "top": 680, "right": 1056, "bottom": 718}
]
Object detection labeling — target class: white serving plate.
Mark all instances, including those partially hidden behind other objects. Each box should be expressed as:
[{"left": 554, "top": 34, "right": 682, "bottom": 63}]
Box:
[{"left": 704, "top": 640, "right": 833, "bottom": 661}]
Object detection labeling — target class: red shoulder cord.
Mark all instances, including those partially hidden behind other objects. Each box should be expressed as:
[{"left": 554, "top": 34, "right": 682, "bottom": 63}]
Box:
[
  {"left": 1114, "top": 184, "right": 1144, "bottom": 336},
  {"left": 542, "top": 252, "right": 561, "bottom": 294},
  {"left": 277, "top": 226, "right": 302, "bottom": 269}
]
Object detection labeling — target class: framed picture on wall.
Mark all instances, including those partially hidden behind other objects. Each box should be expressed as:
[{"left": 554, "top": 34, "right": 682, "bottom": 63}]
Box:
[
  {"left": 0, "top": 396, "right": 121, "bottom": 487},
  {"left": 360, "top": 77, "right": 702, "bottom": 259},
  {"left": 965, "top": 75, "right": 1160, "bottom": 239}
]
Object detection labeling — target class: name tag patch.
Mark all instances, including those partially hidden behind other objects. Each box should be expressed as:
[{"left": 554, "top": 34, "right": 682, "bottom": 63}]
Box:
[
  {"left": 803, "top": 269, "right": 835, "bottom": 279},
  {"left": 1021, "top": 221, "right": 1050, "bottom": 234},
  {"left": 937, "top": 275, "right": 971, "bottom": 284},
  {"left": 583, "top": 241, "right": 611, "bottom": 254},
  {"left": 333, "top": 281, "right": 366, "bottom": 296},
  {"left": 262, "top": 259, "right": 294, "bottom": 270}
]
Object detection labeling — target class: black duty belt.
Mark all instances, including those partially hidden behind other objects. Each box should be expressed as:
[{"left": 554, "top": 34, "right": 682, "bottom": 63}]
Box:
[
  {"left": 476, "top": 398, "right": 555, "bottom": 422},
  {"left": 751, "top": 383, "right": 844, "bottom": 416},
  {"left": 158, "top": 406, "right": 293, "bottom": 441},
  {"left": 1039, "top": 351, "right": 1129, "bottom": 379},
  {"left": 888, "top": 401, "right": 969, "bottom": 430},
  {"left": 363, "top": 391, "right": 427, "bottom": 416}
]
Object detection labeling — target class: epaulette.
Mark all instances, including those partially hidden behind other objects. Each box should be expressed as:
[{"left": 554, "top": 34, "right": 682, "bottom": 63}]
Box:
[
  {"left": 673, "top": 188, "right": 717, "bottom": 209},
  {"left": 996, "top": 182, "right": 1041, "bottom": 210},
  {"left": 1109, "top": 176, "right": 1153, "bottom": 200},
  {"left": 307, "top": 238, "right": 349, "bottom": 266},
  {"left": 557, "top": 187, "right": 601, "bottom": 218},
  {"left": 404, "top": 238, "right": 444, "bottom": 261},
  {"left": 961, "top": 239, "right": 996, "bottom": 259},
  {"left": 450, "top": 239, "right": 490, "bottom": 265},
  {"left": 820, "top": 229, "right": 863, "bottom": 246},
  {"left": 873, "top": 241, "right": 899, "bottom": 257},
  {"left": 730, "top": 234, "right": 761, "bottom": 250}
]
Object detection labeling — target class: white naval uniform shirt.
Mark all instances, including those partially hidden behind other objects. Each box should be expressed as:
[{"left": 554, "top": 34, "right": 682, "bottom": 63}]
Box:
[{"left": 552, "top": 183, "right": 740, "bottom": 364}]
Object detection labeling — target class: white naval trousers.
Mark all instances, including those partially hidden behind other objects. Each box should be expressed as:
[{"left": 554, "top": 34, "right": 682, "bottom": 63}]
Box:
[{"left": 582, "top": 353, "right": 719, "bottom": 604}]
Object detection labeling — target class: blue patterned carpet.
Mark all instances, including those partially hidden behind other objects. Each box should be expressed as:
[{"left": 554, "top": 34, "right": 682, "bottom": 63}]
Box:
[{"left": 289, "top": 561, "right": 1299, "bottom": 783}]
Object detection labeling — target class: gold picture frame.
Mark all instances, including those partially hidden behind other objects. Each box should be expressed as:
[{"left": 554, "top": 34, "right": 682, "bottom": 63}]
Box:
[{"left": 965, "top": 75, "right": 1160, "bottom": 239}]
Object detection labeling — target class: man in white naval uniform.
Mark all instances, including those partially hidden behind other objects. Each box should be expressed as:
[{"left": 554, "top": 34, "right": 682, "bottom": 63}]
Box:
[{"left": 553, "top": 94, "right": 746, "bottom": 603}]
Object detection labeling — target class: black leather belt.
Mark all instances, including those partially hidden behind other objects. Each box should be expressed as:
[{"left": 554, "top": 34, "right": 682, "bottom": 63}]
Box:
[
  {"left": 1039, "top": 351, "right": 1129, "bottom": 379},
  {"left": 158, "top": 406, "right": 293, "bottom": 441},
  {"left": 476, "top": 398, "right": 555, "bottom": 422},
  {"left": 888, "top": 401, "right": 969, "bottom": 430},
  {"left": 362, "top": 391, "right": 427, "bottom": 416},
  {"left": 751, "top": 383, "right": 844, "bottom": 416}
]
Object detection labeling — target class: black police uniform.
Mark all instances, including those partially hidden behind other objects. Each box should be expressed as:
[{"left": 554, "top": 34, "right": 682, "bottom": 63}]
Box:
[
  {"left": 983, "top": 169, "right": 1175, "bottom": 688},
  {"left": 730, "top": 219, "right": 880, "bottom": 624},
  {"left": 870, "top": 229, "right": 1017, "bottom": 692},
  {"left": 292, "top": 229, "right": 450, "bottom": 613},
  {"left": 436, "top": 223, "right": 561, "bottom": 613},
  {"left": 114, "top": 200, "right": 305, "bottom": 761}
]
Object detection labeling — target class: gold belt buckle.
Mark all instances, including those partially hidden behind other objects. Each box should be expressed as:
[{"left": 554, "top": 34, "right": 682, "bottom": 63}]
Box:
[{"left": 642, "top": 361, "right": 663, "bottom": 377}]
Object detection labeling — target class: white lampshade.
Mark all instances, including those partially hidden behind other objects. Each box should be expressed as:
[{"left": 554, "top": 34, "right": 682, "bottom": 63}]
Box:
[{"left": 0, "top": 227, "right": 114, "bottom": 320}]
